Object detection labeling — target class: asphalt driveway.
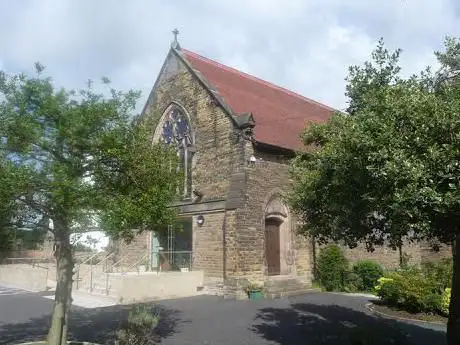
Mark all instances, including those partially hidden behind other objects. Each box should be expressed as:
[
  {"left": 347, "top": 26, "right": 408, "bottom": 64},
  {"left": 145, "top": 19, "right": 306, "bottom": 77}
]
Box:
[{"left": 0, "top": 290, "right": 446, "bottom": 345}]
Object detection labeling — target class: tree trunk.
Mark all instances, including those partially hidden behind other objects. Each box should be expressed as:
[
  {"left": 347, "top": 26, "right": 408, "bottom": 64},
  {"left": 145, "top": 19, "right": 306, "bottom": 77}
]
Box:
[
  {"left": 46, "top": 230, "right": 74, "bottom": 345},
  {"left": 447, "top": 235, "right": 460, "bottom": 345}
]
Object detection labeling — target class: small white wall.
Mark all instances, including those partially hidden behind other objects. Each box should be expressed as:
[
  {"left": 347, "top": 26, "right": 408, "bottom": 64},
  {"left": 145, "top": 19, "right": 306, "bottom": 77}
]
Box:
[
  {"left": 0, "top": 264, "right": 49, "bottom": 291},
  {"left": 113, "top": 271, "right": 204, "bottom": 303}
]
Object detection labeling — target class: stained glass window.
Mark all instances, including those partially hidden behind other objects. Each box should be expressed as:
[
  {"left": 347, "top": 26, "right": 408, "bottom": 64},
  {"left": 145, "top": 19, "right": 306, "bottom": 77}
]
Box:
[{"left": 161, "top": 107, "right": 193, "bottom": 198}]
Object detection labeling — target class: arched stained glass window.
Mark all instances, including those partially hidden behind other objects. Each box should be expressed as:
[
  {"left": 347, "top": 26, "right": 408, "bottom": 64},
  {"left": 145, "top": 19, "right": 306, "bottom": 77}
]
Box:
[{"left": 160, "top": 106, "right": 194, "bottom": 198}]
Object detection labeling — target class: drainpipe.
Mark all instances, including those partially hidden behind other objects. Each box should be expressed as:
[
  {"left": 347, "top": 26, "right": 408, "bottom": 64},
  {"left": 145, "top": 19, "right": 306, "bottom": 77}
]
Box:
[{"left": 222, "top": 213, "right": 227, "bottom": 281}]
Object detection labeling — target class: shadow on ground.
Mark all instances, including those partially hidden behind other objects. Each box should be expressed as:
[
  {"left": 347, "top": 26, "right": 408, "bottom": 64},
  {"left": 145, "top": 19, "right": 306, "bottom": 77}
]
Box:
[
  {"left": 0, "top": 303, "right": 183, "bottom": 345},
  {"left": 252, "top": 303, "right": 445, "bottom": 345}
]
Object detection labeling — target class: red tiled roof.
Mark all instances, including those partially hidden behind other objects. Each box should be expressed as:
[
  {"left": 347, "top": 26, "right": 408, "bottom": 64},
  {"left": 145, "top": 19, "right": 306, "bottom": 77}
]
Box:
[{"left": 181, "top": 49, "right": 336, "bottom": 151}]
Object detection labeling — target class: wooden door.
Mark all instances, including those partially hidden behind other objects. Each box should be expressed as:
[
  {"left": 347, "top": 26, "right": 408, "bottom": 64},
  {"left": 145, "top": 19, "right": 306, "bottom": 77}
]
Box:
[{"left": 265, "top": 218, "right": 281, "bottom": 276}]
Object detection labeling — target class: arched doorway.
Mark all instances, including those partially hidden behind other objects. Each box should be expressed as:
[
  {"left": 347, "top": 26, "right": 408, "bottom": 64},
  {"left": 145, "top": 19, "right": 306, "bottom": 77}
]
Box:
[
  {"left": 265, "top": 218, "right": 282, "bottom": 276},
  {"left": 264, "top": 196, "right": 293, "bottom": 276}
]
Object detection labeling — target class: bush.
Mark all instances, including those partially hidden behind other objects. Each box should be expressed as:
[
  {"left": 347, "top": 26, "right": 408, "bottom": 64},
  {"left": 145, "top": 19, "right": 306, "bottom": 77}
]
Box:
[
  {"left": 343, "top": 271, "right": 362, "bottom": 293},
  {"left": 375, "top": 276, "right": 400, "bottom": 306},
  {"left": 375, "top": 268, "right": 445, "bottom": 314},
  {"left": 117, "top": 304, "right": 160, "bottom": 345},
  {"left": 441, "top": 288, "right": 451, "bottom": 316},
  {"left": 421, "top": 293, "right": 443, "bottom": 313},
  {"left": 352, "top": 260, "right": 384, "bottom": 292},
  {"left": 422, "top": 258, "right": 452, "bottom": 292},
  {"left": 316, "top": 244, "right": 348, "bottom": 291}
]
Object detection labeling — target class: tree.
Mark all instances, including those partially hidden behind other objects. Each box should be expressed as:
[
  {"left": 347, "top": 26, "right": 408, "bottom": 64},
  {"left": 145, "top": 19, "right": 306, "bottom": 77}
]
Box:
[
  {"left": 0, "top": 65, "right": 180, "bottom": 345},
  {"left": 289, "top": 37, "right": 460, "bottom": 344}
]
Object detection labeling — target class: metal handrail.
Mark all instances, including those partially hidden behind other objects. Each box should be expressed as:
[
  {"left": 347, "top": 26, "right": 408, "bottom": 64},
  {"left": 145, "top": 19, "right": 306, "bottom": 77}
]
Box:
[
  {"left": 2, "top": 256, "right": 53, "bottom": 269},
  {"left": 77, "top": 251, "right": 102, "bottom": 266},
  {"left": 126, "top": 253, "right": 150, "bottom": 274},
  {"left": 100, "top": 251, "right": 115, "bottom": 272},
  {"left": 109, "top": 256, "right": 125, "bottom": 272},
  {"left": 75, "top": 251, "right": 109, "bottom": 291}
]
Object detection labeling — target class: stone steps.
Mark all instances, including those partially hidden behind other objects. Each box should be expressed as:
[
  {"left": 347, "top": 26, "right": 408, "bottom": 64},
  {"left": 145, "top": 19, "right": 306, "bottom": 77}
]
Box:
[
  {"left": 263, "top": 277, "right": 315, "bottom": 299},
  {"left": 264, "top": 288, "right": 320, "bottom": 299}
]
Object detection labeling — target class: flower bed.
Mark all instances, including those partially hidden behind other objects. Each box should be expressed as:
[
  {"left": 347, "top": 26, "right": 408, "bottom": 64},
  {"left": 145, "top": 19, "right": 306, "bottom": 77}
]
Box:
[
  {"left": 374, "top": 259, "right": 452, "bottom": 318},
  {"left": 370, "top": 301, "right": 448, "bottom": 324}
]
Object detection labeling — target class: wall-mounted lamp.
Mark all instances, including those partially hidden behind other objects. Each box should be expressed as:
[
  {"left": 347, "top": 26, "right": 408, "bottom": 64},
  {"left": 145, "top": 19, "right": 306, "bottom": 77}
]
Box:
[
  {"left": 248, "top": 155, "right": 257, "bottom": 166},
  {"left": 196, "top": 215, "right": 205, "bottom": 226}
]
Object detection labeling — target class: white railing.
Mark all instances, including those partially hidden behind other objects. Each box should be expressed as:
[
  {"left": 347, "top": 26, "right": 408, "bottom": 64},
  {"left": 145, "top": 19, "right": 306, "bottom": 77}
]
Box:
[
  {"left": 73, "top": 250, "right": 194, "bottom": 296},
  {"left": 75, "top": 251, "right": 115, "bottom": 292}
]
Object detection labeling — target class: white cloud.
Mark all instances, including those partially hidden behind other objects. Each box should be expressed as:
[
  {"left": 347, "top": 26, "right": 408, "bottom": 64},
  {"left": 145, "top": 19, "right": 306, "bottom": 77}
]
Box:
[{"left": 0, "top": 0, "right": 459, "bottom": 110}]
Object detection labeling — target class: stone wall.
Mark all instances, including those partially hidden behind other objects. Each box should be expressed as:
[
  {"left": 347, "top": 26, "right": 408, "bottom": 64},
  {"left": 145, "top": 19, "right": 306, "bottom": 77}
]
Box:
[
  {"left": 420, "top": 242, "right": 452, "bottom": 263},
  {"left": 114, "top": 232, "right": 150, "bottom": 268},
  {"left": 116, "top": 51, "right": 240, "bottom": 275},
  {"left": 192, "top": 212, "right": 224, "bottom": 282},
  {"left": 232, "top": 144, "right": 312, "bottom": 284},
  {"left": 315, "top": 240, "right": 452, "bottom": 272},
  {"left": 339, "top": 242, "right": 421, "bottom": 269},
  {"left": 145, "top": 51, "right": 238, "bottom": 201}
]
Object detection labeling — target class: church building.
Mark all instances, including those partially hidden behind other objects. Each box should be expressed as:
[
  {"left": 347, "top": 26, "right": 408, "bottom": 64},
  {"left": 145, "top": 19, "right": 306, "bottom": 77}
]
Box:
[{"left": 116, "top": 33, "right": 448, "bottom": 298}]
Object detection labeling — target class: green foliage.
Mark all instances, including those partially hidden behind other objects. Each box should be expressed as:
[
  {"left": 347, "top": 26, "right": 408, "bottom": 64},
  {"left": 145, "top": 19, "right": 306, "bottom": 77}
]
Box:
[
  {"left": 289, "top": 37, "right": 460, "bottom": 339},
  {"left": 342, "top": 270, "right": 362, "bottom": 293},
  {"left": 375, "top": 265, "right": 450, "bottom": 315},
  {"left": 0, "top": 66, "right": 180, "bottom": 241},
  {"left": 0, "top": 65, "right": 180, "bottom": 344},
  {"left": 71, "top": 242, "right": 94, "bottom": 252},
  {"left": 116, "top": 304, "right": 160, "bottom": 345},
  {"left": 442, "top": 288, "right": 451, "bottom": 316},
  {"left": 290, "top": 37, "right": 460, "bottom": 251},
  {"left": 375, "top": 276, "right": 400, "bottom": 306},
  {"left": 422, "top": 258, "right": 452, "bottom": 292},
  {"left": 245, "top": 281, "right": 263, "bottom": 293},
  {"left": 0, "top": 229, "right": 14, "bottom": 252},
  {"left": 352, "top": 260, "right": 384, "bottom": 292},
  {"left": 316, "top": 244, "right": 348, "bottom": 291},
  {"left": 421, "top": 293, "right": 443, "bottom": 314}
]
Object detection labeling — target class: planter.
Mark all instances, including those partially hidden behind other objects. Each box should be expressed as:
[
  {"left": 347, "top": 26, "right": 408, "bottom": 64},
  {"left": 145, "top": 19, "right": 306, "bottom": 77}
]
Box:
[{"left": 248, "top": 290, "right": 264, "bottom": 300}]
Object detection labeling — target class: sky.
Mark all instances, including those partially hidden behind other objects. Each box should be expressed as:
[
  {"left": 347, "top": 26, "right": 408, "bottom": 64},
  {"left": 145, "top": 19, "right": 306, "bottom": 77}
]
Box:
[{"left": 0, "top": 0, "right": 459, "bottom": 112}]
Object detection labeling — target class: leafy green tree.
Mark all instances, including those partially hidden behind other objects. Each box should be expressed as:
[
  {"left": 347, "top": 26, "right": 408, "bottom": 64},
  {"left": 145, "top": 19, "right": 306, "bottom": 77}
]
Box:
[
  {"left": 0, "top": 65, "right": 179, "bottom": 345},
  {"left": 316, "top": 244, "right": 348, "bottom": 291},
  {"left": 290, "top": 37, "right": 460, "bottom": 344}
]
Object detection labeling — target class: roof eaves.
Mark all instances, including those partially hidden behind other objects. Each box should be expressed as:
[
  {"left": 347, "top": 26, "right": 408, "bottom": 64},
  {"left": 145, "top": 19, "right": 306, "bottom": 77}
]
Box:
[
  {"left": 253, "top": 140, "right": 298, "bottom": 155},
  {"left": 232, "top": 112, "right": 255, "bottom": 129},
  {"left": 140, "top": 48, "right": 175, "bottom": 119},
  {"left": 172, "top": 48, "right": 239, "bottom": 128}
]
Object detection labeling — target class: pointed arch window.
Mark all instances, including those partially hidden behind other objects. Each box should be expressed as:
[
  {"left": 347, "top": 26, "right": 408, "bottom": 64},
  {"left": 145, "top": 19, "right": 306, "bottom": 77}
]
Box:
[{"left": 160, "top": 106, "right": 194, "bottom": 198}]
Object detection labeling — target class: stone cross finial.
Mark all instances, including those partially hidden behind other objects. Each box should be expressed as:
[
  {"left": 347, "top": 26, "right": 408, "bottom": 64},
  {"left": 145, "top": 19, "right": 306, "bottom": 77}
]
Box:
[{"left": 171, "top": 28, "right": 181, "bottom": 49}]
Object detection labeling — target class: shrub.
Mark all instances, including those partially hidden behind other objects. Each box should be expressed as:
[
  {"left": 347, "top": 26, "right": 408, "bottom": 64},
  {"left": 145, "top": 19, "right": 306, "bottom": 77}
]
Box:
[
  {"left": 352, "top": 260, "right": 384, "bottom": 292},
  {"left": 316, "top": 244, "right": 348, "bottom": 291},
  {"left": 343, "top": 270, "right": 362, "bottom": 293},
  {"left": 422, "top": 258, "right": 452, "bottom": 292},
  {"left": 421, "top": 293, "right": 443, "bottom": 313},
  {"left": 245, "top": 281, "right": 263, "bottom": 293},
  {"left": 375, "top": 269, "right": 445, "bottom": 314},
  {"left": 441, "top": 288, "right": 451, "bottom": 316},
  {"left": 375, "top": 276, "right": 400, "bottom": 306},
  {"left": 117, "top": 304, "right": 160, "bottom": 345}
]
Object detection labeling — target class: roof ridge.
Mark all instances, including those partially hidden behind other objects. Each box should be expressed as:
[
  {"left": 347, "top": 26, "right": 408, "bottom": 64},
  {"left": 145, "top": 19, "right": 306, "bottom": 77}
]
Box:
[{"left": 181, "top": 49, "right": 336, "bottom": 112}]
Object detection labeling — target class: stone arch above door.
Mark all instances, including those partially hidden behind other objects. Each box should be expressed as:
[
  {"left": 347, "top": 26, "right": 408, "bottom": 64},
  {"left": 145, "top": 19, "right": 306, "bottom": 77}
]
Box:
[
  {"left": 265, "top": 196, "right": 288, "bottom": 220},
  {"left": 263, "top": 194, "right": 295, "bottom": 276}
]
